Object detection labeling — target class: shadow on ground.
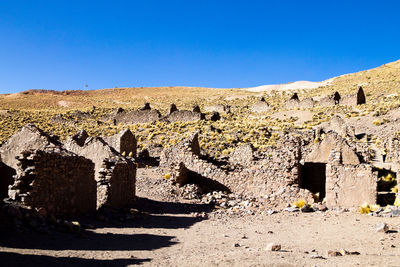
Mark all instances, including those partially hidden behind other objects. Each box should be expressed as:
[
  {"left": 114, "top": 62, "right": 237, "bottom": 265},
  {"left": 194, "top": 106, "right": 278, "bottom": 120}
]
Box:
[
  {"left": 0, "top": 251, "right": 150, "bottom": 267},
  {"left": 134, "top": 197, "right": 213, "bottom": 214},
  {"left": 0, "top": 198, "right": 213, "bottom": 266}
]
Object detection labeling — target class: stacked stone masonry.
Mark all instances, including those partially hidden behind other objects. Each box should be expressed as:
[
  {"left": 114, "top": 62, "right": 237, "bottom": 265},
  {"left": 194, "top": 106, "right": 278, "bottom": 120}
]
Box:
[{"left": 8, "top": 148, "right": 96, "bottom": 216}]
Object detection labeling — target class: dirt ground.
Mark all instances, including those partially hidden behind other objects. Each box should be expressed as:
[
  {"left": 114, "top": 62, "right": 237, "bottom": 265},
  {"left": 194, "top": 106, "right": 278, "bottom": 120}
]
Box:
[{"left": 1, "top": 170, "right": 399, "bottom": 267}]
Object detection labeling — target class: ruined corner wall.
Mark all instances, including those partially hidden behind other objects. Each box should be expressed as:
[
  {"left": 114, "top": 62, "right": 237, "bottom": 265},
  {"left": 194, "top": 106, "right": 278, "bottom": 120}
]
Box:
[
  {"left": 65, "top": 137, "right": 137, "bottom": 210},
  {"left": 8, "top": 149, "right": 96, "bottom": 216},
  {"left": 325, "top": 151, "right": 377, "bottom": 209},
  {"left": 97, "top": 157, "right": 136, "bottom": 209},
  {"left": 160, "top": 135, "right": 314, "bottom": 207}
]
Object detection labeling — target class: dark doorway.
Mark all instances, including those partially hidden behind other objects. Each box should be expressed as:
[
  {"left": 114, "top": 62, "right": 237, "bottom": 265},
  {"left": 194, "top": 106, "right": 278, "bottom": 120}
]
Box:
[
  {"left": 0, "top": 162, "right": 15, "bottom": 200},
  {"left": 300, "top": 162, "right": 326, "bottom": 200},
  {"left": 375, "top": 168, "right": 397, "bottom": 206}
]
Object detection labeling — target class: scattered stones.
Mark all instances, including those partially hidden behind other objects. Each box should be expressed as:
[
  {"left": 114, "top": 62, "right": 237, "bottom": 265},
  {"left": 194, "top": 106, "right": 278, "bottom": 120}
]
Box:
[
  {"left": 327, "top": 250, "right": 342, "bottom": 257},
  {"left": 265, "top": 243, "right": 281, "bottom": 251},
  {"left": 376, "top": 222, "right": 389, "bottom": 233},
  {"left": 310, "top": 254, "right": 326, "bottom": 259}
]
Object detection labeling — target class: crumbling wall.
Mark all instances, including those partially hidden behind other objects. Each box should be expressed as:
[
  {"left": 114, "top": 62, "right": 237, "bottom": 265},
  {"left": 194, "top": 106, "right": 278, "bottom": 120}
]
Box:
[
  {"left": 341, "top": 87, "right": 366, "bottom": 106},
  {"left": 387, "top": 136, "right": 400, "bottom": 163},
  {"left": 64, "top": 132, "right": 136, "bottom": 209},
  {"left": 249, "top": 100, "right": 270, "bottom": 113},
  {"left": 165, "top": 110, "right": 203, "bottom": 123},
  {"left": 160, "top": 134, "right": 313, "bottom": 208},
  {"left": 203, "top": 104, "right": 230, "bottom": 114},
  {"left": 103, "top": 129, "right": 137, "bottom": 158},
  {"left": 325, "top": 151, "right": 377, "bottom": 209},
  {"left": 97, "top": 157, "right": 136, "bottom": 209},
  {"left": 306, "top": 131, "right": 361, "bottom": 164},
  {"left": 318, "top": 92, "right": 341, "bottom": 106},
  {"left": 113, "top": 109, "right": 161, "bottom": 124},
  {"left": 8, "top": 149, "right": 96, "bottom": 216},
  {"left": 0, "top": 124, "right": 62, "bottom": 170}
]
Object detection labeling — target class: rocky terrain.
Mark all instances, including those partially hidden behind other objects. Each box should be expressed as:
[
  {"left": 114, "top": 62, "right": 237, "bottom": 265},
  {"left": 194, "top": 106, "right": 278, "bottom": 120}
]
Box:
[{"left": 0, "top": 60, "right": 400, "bottom": 266}]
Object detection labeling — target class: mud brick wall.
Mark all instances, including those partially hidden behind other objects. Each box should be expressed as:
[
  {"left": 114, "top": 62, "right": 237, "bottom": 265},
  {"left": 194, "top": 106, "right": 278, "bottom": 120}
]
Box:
[
  {"left": 8, "top": 149, "right": 96, "bottom": 216},
  {"left": 97, "top": 157, "right": 136, "bottom": 209},
  {"left": 326, "top": 151, "right": 377, "bottom": 209}
]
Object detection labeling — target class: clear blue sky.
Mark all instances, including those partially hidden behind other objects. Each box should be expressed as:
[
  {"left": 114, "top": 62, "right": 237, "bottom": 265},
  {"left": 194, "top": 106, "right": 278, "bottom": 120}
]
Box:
[{"left": 0, "top": 1, "right": 399, "bottom": 93}]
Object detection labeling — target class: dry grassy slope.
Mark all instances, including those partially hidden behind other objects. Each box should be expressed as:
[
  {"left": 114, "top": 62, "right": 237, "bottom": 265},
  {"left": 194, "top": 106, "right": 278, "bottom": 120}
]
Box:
[
  {"left": 311, "top": 59, "right": 400, "bottom": 98},
  {"left": 0, "top": 86, "right": 256, "bottom": 110},
  {"left": 0, "top": 60, "right": 400, "bottom": 157},
  {"left": 1, "top": 60, "right": 399, "bottom": 110}
]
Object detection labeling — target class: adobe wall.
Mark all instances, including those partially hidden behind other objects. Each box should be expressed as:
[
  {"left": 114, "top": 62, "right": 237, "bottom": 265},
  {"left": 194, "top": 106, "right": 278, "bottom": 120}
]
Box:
[
  {"left": 325, "top": 151, "right": 377, "bottom": 209},
  {"left": 8, "top": 149, "right": 96, "bottom": 216}
]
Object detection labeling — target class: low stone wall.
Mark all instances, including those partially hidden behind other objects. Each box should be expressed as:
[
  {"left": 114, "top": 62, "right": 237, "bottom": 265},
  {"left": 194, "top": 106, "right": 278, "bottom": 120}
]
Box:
[{"left": 8, "top": 149, "right": 96, "bottom": 216}]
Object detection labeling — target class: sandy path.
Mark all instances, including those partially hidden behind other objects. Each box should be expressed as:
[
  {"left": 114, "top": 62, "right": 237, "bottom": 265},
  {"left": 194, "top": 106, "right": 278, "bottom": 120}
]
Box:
[{"left": 1, "top": 206, "right": 399, "bottom": 266}]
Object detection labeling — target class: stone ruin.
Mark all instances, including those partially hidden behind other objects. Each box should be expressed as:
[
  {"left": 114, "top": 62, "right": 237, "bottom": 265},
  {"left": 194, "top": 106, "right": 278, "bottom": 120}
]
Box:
[
  {"left": 160, "top": 133, "right": 314, "bottom": 207},
  {"left": 250, "top": 97, "right": 271, "bottom": 113},
  {"left": 341, "top": 86, "right": 367, "bottom": 106},
  {"left": 159, "top": 127, "right": 390, "bottom": 210},
  {"left": 165, "top": 109, "right": 203, "bottom": 123},
  {"left": 8, "top": 148, "right": 96, "bottom": 216},
  {"left": 325, "top": 151, "right": 377, "bottom": 209},
  {"left": 316, "top": 115, "right": 355, "bottom": 138},
  {"left": 64, "top": 131, "right": 136, "bottom": 209},
  {"left": 319, "top": 91, "right": 341, "bottom": 106},
  {"left": 110, "top": 103, "right": 162, "bottom": 124},
  {"left": 103, "top": 129, "right": 137, "bottom": 158},
  {"left": 285, "top": 93, "right": 315, "bottom": 109},
  {"left": 0, "top": 124, "right": 137, "bottom": 216},
  {"left": 203, "top": 104, "right": 230, "bottom": 114}
]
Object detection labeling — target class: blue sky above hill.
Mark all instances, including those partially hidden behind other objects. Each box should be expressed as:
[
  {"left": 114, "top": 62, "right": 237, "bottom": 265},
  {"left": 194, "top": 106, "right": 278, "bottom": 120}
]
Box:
[{"left": 0, "top": 0, "right": 399, "bottom": 93}]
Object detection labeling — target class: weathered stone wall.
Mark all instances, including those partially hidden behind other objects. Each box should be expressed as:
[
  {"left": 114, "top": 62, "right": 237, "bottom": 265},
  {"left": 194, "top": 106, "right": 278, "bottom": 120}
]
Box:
[
  {"left": 114, "top": 109, "right": 161, "bottom": 124},
  {"left": 103, "top": 129, "right": 137, "bottom": 158},
  {"left": 160, "top": 134, "right": 314, "bottom": 208},
  {"left": 387, "top": 137, "right": 400, "bottom": 163},
  {"left": 249, "top": 101, "right": 270, "bottom": 113},
  {"left": 305, "top": 132, "right": 361, "bottom": 165},
  {"left": 65, "top": 133, "right": 137, "bottom": 209},
  {"left": 325, "top": 151, "right": 377, "bottom": 209},
  {"left": 165, "top": 110, "right": 203, "bottom": 123},
  {"left": 0, "top": 124, "right": 61, "bottom": 170},
  {"left": 8, "top": 149, "right": 96, "bottom": 216},
  {"left": 97, "top": 157, "right": 136, "bottom": 209}
]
